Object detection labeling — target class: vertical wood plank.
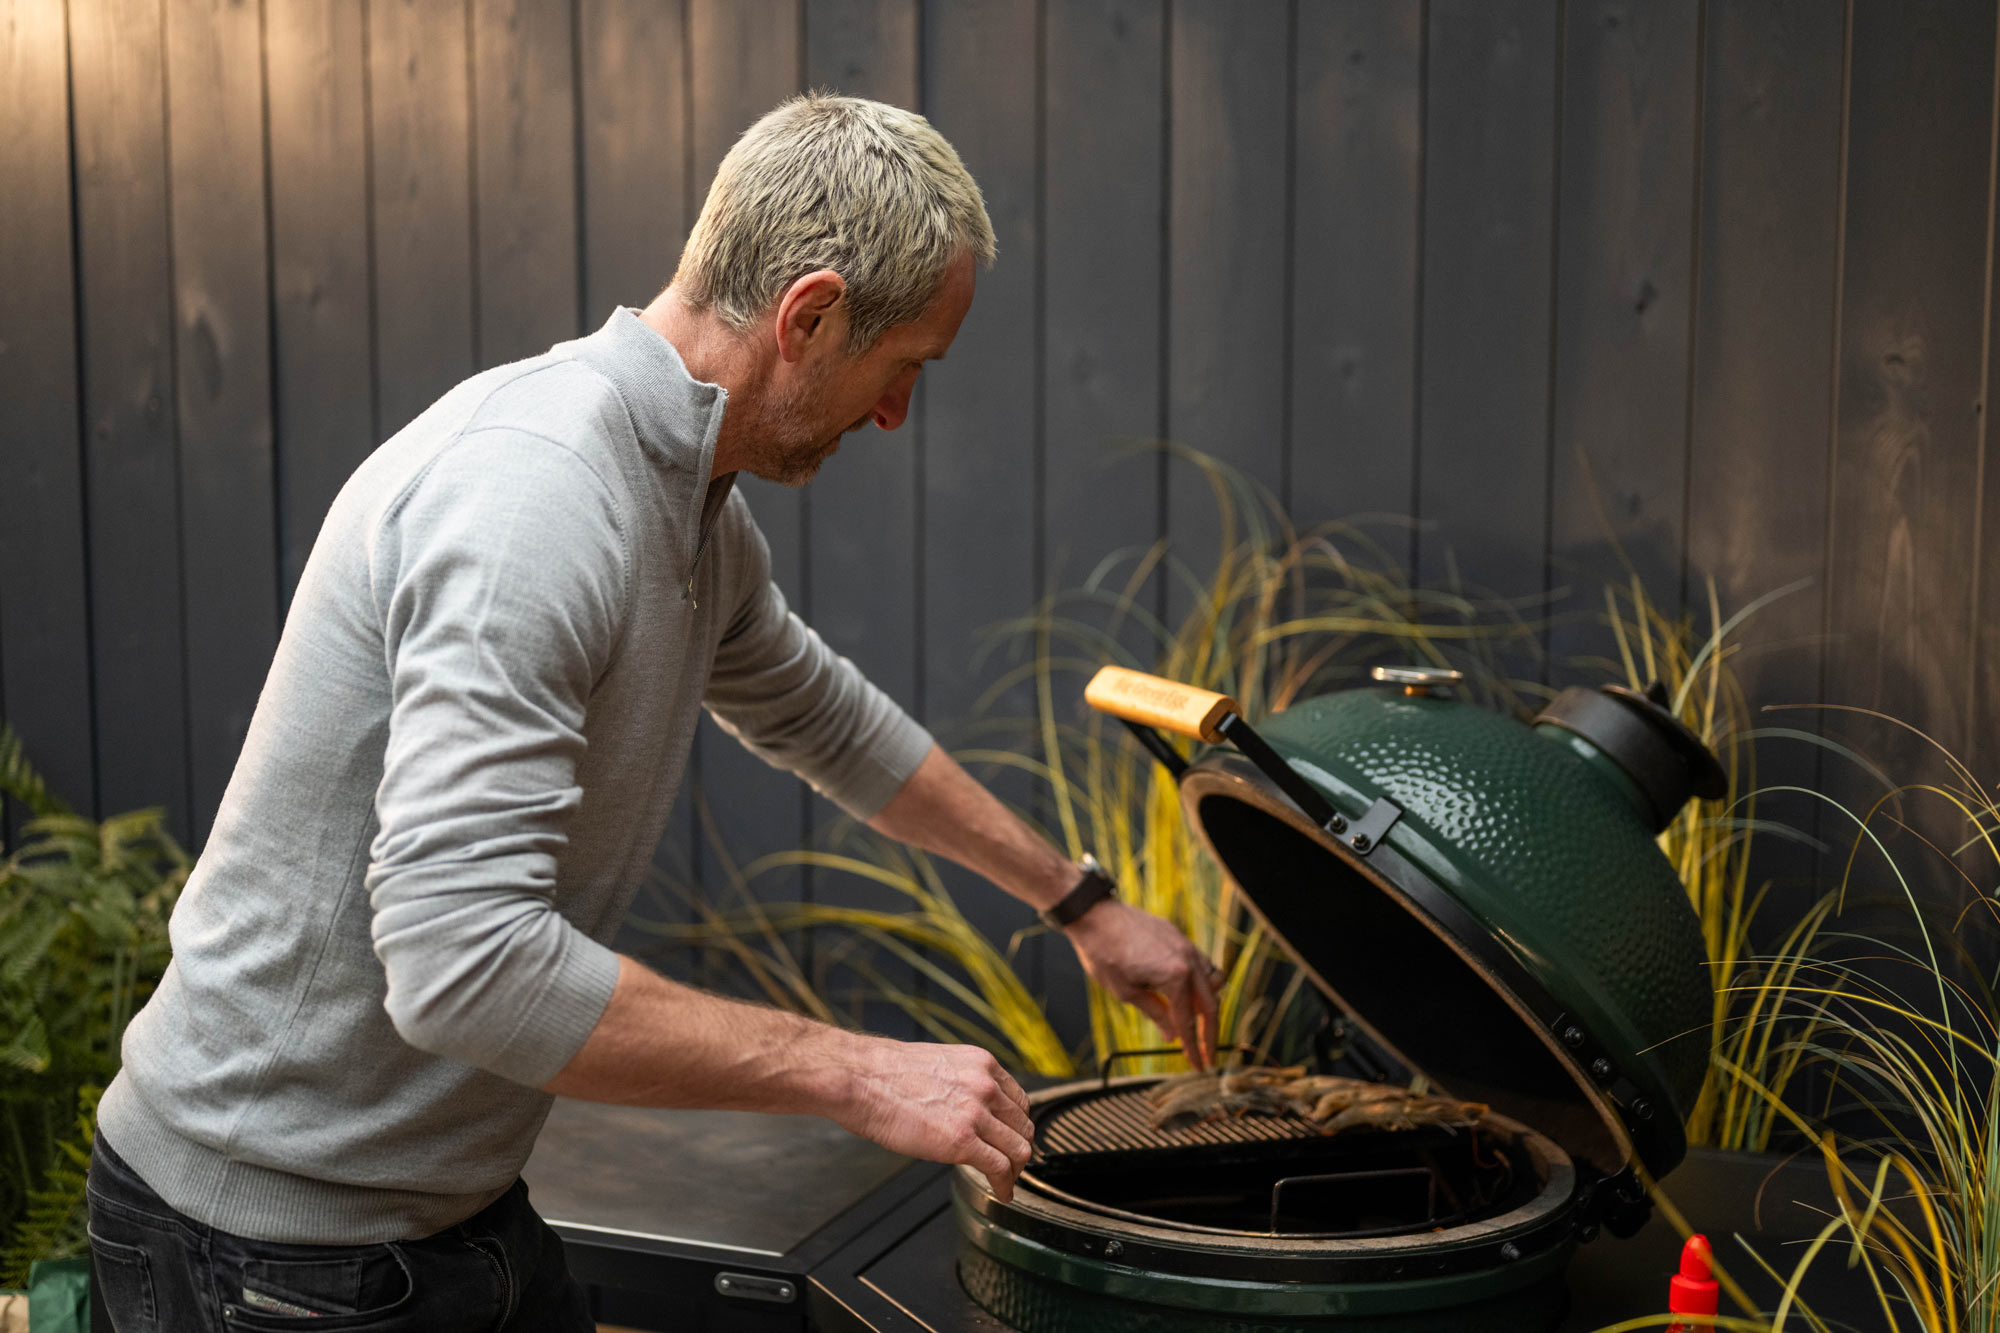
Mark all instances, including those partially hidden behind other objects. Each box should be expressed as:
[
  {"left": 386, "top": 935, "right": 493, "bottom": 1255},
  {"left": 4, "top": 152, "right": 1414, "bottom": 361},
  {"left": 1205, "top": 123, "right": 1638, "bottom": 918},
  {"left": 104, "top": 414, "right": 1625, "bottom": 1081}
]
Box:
[
  {"left": 1546, "top": 0, "right": 1700, "bottom": 672},
  {"left": 1289, "top": 0, "right": 1423, "bottom": 554},
  {"left": 1829, "top": 0, "right": 1994, "bottom": 795},
  {"left": 370, "top": 0, "right": 476, "bottom": 436},
  {"left": 1416, "top": 0, "right": 1560, "bottom": 688},
  {"left": 267, "top": 0, "right": 374, "bottom": 598},
  {"left": 806, "top": 0, "right": 916, "bottom": 105},
  {"left": 0, "top": 0, "right": 95, "bottom": 823},
  {"left": 797, "top": 0, "right": 922, "bottom": 1033},
  {"left": 165, "top": 0, "right": 280, "bottom": 844},
  {"left": 473, "top": 0, "right": 580, "bottom": 366},
  {"left": 924, "top": 0, "right": 1047, "bottom": 1022},
  {"left": 69, "top": 0, "right": 190, "bottom": 831},
  {"left": 1685, "top": 0, "right": 1844, "bottom": 874},
  {"left": 686, "top": 0, "right": 810, "bottom": 988},
  {"left": 1044, "top": 0, "right": 1164, "bottom": 604},
  {"left": 580, "top": 0, "right": 689, "bottom": 319},
  {"left": 1043, "top": 0, "right": 1172, "bottom": 1043},
  {"left": 804, "top": 0, "right": 919, "bottom": 709},
  {"left": 1166, "top": 0, "right": 1290, "bottom": 633}
]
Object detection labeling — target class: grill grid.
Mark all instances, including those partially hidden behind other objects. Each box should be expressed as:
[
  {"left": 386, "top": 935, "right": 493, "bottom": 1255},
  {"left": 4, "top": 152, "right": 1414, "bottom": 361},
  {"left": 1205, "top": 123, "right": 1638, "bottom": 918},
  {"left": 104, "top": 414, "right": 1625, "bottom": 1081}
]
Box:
[{"left": 1034, "top": 1085, "right": 1329, "bottom": 1162}]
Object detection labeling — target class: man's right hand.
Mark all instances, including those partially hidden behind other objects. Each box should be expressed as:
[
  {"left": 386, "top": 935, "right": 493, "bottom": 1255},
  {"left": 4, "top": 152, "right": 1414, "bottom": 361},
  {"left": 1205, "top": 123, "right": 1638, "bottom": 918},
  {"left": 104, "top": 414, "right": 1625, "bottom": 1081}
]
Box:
[{"left": 831, "top": 1037, "right": 1034, "bottom": 1202}]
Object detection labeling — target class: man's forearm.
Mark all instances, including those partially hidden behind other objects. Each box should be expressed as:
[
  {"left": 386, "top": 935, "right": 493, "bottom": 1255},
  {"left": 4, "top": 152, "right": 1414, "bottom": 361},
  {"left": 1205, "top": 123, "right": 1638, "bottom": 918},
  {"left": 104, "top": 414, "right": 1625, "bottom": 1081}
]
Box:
[
  {"left": 541, "top": 953, "right": 1038, "bottom": 1200},
  {"left": 867, "top": 742, "right": 1222, "bottom": 1067},
  {"left": 866, "top": 744, "right": 1078, "bottom": 909},
  {"left": 541, "top": 955, "right": 860, "bottom": 1110}
]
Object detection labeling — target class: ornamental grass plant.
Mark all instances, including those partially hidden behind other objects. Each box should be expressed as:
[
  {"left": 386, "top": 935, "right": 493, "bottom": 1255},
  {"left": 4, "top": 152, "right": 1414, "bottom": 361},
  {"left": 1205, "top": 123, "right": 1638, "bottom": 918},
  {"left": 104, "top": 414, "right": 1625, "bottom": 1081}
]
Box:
[{"left": 1684, "top": 721, "right": 2000, "bottom": 1333}]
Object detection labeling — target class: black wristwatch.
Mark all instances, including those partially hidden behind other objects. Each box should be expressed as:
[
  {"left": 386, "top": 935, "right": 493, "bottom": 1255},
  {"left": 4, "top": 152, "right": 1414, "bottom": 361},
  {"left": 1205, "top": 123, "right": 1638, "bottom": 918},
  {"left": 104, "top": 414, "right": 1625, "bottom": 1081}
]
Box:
[{"left": 1038, "top": 854, "right": 1117, "bottom": 931}]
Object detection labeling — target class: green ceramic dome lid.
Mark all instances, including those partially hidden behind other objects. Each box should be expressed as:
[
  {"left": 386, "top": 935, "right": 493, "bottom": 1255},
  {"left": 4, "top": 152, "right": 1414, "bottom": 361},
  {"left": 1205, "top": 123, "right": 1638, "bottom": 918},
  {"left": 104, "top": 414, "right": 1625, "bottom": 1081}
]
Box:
[{"left": 1175, "top": 680, "right": 1715, "bottom": 1184}]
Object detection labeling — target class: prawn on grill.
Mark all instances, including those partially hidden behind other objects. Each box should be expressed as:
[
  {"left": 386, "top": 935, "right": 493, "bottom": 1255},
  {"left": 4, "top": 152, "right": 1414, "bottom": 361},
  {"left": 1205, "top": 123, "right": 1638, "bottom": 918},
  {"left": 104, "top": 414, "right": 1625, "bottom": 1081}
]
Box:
[
  {"left": 1146, "top": 1073, "right": 1231, "bottom": 1129},
  {"left": 1302, "top": 1080, "right": 1406, "bottom": 1123},
  {"left": 1143, "top": 1065, "right": 1302, "bottom": 1109},
  {"left": 1320, "top": 1096, "right": 1488, "bottom": 1136},
  {"left": 1150, "top": 1080, "right": 1298, "bottom": 1131},
  {"left": 1145, "top": 1067, "right": 1338, "bottom": 1131}
]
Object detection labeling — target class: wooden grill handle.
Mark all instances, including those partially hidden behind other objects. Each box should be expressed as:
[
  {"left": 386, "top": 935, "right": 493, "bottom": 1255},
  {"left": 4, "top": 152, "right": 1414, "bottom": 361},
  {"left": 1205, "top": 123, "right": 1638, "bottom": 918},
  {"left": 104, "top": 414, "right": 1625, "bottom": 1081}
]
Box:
[{"left": 1084, "top": 667, "right": 1239, "bottom": 744}]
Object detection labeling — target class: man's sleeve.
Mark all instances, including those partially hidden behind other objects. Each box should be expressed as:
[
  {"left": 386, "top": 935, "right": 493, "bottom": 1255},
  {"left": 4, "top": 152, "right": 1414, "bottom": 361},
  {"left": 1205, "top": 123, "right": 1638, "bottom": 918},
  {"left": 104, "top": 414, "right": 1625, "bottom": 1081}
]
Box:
[
  {"left": 363, "top": 430, "right": 629, "bottom": 1086},
  {"left": 705, "top": 508, "right": 935, "bottom": 820}
]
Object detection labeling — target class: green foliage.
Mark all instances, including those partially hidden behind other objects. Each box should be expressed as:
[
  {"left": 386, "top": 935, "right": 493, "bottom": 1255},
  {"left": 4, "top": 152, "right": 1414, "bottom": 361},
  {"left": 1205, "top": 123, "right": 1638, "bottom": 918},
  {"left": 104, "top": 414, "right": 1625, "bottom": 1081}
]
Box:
[
  {"left": 0, "top": 1092, "right": 95, "bottom": 1289},
  {"left": 0, "top": 725, "right": 185, "bottom": 1288}
]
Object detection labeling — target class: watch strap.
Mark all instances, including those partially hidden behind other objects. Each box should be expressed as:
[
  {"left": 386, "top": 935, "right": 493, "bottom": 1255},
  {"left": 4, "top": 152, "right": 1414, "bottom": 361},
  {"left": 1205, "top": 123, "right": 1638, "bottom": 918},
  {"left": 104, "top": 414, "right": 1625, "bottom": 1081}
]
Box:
[{"left": 1038, "top": 854, "right": 1117, "bottom": 930}]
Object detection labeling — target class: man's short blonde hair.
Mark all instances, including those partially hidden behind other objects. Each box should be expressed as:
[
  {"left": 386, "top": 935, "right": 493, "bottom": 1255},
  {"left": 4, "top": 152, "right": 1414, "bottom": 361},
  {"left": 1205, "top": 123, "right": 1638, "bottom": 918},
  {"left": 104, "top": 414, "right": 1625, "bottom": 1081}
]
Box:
[{"left": 672, "top": 92, "right": 996, "bottom": 354}]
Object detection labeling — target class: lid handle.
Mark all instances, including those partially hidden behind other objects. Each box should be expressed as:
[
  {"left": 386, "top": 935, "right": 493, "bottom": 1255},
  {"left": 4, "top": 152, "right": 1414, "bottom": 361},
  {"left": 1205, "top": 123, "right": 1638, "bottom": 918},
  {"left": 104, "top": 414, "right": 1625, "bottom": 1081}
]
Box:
[
  {"left": 1371, "top": 665, "right": 1465, "bottom": 697},
  {"left": 1084, "top": 667, "right": 1346, "bottom": 832},
  {"left": 1084, "top": 666, "right": 1239, "bottom": 743}
]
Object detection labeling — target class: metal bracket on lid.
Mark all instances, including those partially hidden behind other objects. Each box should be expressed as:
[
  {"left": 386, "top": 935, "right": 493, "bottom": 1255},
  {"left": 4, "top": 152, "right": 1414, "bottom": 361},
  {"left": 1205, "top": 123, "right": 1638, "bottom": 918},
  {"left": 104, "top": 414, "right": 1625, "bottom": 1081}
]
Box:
[{"left": 1340, "top": 796, "right": 1403, "bottom": 856}]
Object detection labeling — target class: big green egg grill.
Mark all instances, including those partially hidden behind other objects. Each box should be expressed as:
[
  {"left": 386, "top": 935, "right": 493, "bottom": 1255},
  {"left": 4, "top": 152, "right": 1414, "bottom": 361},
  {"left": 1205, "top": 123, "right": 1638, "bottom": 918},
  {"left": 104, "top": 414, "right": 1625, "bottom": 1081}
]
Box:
[{"left": 952, "top": 664, "right": 1726, "bottom": 1331}]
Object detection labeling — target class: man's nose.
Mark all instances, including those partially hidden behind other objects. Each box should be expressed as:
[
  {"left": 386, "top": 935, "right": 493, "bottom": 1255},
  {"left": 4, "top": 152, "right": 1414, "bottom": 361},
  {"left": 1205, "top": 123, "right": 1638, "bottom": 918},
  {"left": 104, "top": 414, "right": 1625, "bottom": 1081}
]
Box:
[{"left": 871, "top": 372, "right": 918, "bottom": 431}]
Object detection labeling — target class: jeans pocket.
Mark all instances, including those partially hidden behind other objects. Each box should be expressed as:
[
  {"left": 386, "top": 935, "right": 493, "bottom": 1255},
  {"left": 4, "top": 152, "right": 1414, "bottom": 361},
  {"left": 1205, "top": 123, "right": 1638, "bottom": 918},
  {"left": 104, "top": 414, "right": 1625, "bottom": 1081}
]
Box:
[
  {"left": 236, "top": 1254, "right": 367, "bottom": 1316},
  {"left": 87, "top": 1228, "right": 158, "bottom": 1333},
  {"left": 218, "top": 1240, "right": 434, "bottom": 1320}
]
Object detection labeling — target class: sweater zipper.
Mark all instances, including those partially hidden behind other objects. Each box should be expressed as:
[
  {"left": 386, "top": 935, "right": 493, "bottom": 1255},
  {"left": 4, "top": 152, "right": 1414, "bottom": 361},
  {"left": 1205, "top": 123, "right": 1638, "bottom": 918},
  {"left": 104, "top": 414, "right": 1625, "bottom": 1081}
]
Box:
[
  {"left": 684, "top": 525, "right": 712, "bottom": 608},
  {"left": 686, "top": 470, "right": 735, "bottom": 609}
]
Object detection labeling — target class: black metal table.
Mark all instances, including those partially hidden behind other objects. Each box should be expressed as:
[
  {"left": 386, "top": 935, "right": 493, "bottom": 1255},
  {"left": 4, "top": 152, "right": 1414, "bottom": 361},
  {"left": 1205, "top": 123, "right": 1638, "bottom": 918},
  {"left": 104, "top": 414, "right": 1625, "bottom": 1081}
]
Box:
[
  {"left": 521, "top": 1099, "right": 931, "bottom": 1331},
  {"left": 527, "top": 1104, "right": 1888, "bottom": 1332}
]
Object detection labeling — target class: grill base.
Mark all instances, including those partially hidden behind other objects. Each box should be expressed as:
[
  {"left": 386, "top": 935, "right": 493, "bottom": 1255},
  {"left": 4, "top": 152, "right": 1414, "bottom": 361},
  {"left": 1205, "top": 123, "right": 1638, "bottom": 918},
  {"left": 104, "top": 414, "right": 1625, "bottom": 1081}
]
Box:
[
  {"left": 958, "top": 1222, "right": 1572, "bottom": 1332},
  {"left": 956, "top": 1076, "right": 1582, "bottom": 1330}
]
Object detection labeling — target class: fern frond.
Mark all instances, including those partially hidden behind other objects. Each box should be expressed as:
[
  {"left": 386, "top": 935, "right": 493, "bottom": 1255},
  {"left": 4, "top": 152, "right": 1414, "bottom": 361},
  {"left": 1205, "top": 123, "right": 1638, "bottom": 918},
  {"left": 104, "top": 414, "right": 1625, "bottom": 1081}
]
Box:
[
  {"left": 0, "top": 1016, "right": 49, "bottom": 1075},
  {"left": 0, "top": 1093, "right": 95, "bottom": 1289},
  {"left": 0, "top": 1156, "right": 88, "bottom": 1289},
  {"left": 0, "top": 726, "right": 68, "bottom": 821}
]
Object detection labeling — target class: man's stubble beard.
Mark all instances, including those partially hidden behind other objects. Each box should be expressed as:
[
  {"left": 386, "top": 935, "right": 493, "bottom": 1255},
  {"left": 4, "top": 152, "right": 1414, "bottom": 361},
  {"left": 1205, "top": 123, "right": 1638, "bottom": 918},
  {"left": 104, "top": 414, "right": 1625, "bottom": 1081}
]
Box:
[{"left": 739, "top": 356, "right": 856, "bottom": 488}]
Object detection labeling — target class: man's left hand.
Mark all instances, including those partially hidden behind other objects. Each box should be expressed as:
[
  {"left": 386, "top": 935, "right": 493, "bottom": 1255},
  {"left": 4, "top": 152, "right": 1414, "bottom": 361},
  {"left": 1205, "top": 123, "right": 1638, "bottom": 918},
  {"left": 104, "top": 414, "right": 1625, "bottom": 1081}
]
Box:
[{"left": 1063, "top": 899, "right": 1221, "bottom": 1070}]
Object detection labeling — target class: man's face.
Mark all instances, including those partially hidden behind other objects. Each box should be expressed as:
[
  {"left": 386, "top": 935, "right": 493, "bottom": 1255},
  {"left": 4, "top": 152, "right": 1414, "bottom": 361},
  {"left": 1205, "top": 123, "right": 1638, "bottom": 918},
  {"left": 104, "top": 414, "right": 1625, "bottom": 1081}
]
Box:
[{"left": 748, "top": 253, "right": 976, "bottom": 486}]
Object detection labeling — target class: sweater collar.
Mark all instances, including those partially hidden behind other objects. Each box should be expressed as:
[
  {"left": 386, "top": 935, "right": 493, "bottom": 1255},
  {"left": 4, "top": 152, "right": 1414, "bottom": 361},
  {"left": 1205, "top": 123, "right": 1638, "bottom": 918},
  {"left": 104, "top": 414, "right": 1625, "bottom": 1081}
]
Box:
[{"left": 571, "top": 307, "right": 736, "bottom": 568}]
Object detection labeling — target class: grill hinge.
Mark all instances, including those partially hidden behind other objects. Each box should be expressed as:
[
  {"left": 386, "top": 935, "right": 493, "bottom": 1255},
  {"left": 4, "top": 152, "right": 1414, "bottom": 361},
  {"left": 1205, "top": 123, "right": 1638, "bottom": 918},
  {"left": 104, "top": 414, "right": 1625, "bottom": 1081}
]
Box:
[{"left": 1572, "top": 1166, "right": 1652, "bottom": 1241}]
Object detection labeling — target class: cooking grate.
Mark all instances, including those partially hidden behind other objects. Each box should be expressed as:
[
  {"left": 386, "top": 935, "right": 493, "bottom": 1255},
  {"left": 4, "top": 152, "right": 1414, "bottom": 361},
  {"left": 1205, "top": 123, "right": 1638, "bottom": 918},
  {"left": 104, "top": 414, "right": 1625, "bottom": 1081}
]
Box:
[
  {"left": 1025, "top": 1081, "right": 1515, "bottom": 1239},
  {"left": 1033, "top": 1085, "right": 1327, "bottom": 1163}
]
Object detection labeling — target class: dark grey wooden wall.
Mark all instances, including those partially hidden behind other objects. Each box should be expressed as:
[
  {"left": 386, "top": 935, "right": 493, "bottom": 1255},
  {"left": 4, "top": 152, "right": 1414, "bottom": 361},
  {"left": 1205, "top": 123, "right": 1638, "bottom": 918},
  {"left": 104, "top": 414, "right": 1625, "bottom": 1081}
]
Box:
[{"left": 5, "top": 0, "right": 1999, "bottom": 1029}]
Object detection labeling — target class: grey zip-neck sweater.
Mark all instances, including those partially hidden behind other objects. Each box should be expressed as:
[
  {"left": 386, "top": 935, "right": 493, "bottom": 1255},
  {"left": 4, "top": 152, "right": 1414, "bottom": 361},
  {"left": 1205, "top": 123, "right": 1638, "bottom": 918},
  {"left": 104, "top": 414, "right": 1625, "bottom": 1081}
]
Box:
[{"left": 97, "top": 309, "right": 934, "bottom": 1244}]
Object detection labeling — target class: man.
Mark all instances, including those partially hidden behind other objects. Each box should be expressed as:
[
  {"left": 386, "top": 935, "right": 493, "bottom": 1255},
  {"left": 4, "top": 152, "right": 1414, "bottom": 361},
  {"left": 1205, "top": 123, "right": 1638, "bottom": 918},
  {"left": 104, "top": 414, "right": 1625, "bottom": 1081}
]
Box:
[{"left": 87, "top": 94, "right": 1220, "bottom": 1330}]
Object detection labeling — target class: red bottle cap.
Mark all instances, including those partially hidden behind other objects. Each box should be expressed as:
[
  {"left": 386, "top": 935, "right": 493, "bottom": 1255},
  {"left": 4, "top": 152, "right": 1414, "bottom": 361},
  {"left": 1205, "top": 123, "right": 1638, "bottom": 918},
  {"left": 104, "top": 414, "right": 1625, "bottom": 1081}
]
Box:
[{"left": 1669, "top": 1233, "right": 1719, "bottom": 1317}]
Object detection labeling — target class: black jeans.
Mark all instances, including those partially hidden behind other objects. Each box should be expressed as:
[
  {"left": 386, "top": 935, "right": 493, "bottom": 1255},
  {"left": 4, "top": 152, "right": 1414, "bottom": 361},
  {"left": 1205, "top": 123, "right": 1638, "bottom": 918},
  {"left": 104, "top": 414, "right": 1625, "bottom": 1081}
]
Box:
[{"left": 86, "top": 1136, "right": 591, "bottom": 1332}]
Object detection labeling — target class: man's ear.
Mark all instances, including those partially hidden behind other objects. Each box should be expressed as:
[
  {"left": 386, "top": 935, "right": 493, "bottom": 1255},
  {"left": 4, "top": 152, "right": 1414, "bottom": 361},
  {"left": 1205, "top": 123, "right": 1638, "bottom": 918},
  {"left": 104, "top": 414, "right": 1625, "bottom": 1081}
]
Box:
[{"left": 773, "top": 269, "right": 847, "bottom": 364}]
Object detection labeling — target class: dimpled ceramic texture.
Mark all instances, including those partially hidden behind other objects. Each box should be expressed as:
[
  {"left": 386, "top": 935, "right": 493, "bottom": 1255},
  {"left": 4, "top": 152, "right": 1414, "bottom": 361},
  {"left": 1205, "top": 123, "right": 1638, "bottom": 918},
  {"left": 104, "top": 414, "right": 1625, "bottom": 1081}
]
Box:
[{"left": 1256, "top": 688, "right": 1712, "bottom": 1122}]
